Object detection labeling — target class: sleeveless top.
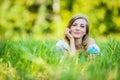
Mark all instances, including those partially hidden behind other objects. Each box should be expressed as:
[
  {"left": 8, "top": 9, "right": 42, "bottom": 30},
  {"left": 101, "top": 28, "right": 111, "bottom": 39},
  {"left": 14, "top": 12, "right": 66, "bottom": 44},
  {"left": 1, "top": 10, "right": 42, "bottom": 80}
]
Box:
[{"left": 56, "top": 40, "right": 100, "bottom": 55}]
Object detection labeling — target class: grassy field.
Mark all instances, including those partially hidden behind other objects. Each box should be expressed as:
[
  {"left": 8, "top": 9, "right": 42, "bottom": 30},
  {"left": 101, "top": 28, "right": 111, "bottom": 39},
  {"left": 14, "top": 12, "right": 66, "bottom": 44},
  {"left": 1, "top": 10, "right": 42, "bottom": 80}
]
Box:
[{"left": 0, "top": 38, "right": 120, "bottom": 80}]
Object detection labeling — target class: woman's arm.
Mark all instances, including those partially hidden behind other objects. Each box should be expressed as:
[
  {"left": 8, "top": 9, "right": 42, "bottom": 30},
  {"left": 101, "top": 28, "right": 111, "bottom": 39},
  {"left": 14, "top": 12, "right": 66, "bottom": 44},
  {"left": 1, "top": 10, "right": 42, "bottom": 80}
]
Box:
[
  {"left": 69, "top": 39, "right": 76, "bottom": 55},
  {"left": 65, "top": 28, "right": 76, "bottom": 55},
  {"left": 87, "top": 38, "right": 100, "bottom": 60},
  {"left": 56, "top": 40, "right": 69, "bottom": 51}
]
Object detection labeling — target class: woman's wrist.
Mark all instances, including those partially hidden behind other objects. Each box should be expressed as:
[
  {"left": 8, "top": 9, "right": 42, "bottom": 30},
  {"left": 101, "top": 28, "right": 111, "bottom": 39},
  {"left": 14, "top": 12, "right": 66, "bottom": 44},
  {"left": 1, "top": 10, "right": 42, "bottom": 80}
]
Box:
[
  {"left": 70, "top": 39, "right": 76, "bottom": 55},
  {"left": 70, "top": 38, "right": 74, "bottom": 42}
]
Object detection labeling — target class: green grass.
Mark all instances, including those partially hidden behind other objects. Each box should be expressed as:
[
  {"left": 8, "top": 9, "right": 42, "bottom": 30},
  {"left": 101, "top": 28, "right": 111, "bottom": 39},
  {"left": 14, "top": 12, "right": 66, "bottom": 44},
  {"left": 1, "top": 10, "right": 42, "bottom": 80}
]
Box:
[{"left": 0, "top": 38, "right": 120, "bottom": 80}]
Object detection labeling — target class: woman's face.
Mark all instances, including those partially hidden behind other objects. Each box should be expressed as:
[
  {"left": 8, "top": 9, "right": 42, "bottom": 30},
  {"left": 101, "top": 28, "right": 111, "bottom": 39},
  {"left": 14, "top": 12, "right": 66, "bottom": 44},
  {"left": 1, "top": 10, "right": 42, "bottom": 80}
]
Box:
[{"left": 70, "top": 18, "right": 87, "bottom": 39}]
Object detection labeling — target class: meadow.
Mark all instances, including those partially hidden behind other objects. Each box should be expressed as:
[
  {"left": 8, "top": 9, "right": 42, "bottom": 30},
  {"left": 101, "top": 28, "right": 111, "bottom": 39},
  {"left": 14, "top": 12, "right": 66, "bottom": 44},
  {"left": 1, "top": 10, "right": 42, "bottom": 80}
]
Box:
[
  {"left": 0, "top": 38, "right": 120, "bottom": 80},
  {"left": 0, "top": 0, "right": 120, "bottom": 80}
]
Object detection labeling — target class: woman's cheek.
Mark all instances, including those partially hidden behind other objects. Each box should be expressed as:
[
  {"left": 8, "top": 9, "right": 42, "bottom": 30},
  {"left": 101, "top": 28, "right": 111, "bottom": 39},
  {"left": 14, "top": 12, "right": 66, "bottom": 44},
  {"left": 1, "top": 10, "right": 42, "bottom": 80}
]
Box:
[{"left": 81, "top": 28, "right": 86, "bottom": 33}]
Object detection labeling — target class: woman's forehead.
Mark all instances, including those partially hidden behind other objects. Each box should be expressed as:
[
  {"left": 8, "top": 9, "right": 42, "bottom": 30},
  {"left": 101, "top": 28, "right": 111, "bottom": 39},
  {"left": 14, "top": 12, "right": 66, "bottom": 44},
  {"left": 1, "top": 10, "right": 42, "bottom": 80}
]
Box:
[{"left": 73, "top": 19, "right": 87, "bottom": 24}]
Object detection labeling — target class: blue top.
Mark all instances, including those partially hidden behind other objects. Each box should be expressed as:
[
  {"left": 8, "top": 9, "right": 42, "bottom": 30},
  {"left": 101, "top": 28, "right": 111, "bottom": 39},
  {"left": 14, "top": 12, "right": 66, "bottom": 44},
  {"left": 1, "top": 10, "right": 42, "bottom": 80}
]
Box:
[{"left": 87, "top": 44, "right": 100, "bottom": 55}]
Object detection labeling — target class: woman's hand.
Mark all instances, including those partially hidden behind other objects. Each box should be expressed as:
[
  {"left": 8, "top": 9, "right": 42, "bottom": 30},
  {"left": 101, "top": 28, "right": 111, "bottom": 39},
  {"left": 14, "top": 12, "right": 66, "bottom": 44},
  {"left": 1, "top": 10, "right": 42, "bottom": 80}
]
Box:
[
  {"left": 65, "top": 28, "right": 76, "bottom": 55},
  {"left": 65, "top": 28, "right": 74, "bottom": 40}
]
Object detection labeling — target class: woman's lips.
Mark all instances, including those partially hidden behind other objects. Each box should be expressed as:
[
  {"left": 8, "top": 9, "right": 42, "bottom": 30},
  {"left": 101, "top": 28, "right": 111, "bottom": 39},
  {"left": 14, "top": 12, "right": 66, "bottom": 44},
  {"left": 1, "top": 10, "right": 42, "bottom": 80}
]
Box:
[{"left": 74, "top": 32, "right": 80, "bottom": 34}]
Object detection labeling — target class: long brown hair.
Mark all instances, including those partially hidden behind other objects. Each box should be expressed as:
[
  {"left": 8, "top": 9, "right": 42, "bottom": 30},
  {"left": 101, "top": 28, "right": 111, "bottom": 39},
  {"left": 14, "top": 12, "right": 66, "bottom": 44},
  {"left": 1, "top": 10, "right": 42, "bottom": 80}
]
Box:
[{"left": 65, "top": 14, "right": 89, "bottom": 50}]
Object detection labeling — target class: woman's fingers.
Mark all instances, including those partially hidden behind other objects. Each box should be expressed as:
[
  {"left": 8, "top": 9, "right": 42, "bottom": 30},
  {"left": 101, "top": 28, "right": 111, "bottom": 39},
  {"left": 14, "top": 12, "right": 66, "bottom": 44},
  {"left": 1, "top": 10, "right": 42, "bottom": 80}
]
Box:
[
  {"left": 65, "top": 28, "right": 70, "bottom": 34},
  {"left": 65, "top": 28, "right": 73, "bottom": 39},
  {"left": 65, "top": 28, "right": 69, "bottom": 35}
]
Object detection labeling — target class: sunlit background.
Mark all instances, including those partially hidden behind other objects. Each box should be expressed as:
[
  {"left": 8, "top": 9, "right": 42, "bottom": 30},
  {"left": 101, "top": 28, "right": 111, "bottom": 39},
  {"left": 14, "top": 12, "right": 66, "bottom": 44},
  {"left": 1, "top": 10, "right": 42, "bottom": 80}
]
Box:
[
  {"left": 0, "top": 0, "right": 120, "bottom": 79},
  {"left": 0, "top": 0, "right": 120, "bottom": 40}
]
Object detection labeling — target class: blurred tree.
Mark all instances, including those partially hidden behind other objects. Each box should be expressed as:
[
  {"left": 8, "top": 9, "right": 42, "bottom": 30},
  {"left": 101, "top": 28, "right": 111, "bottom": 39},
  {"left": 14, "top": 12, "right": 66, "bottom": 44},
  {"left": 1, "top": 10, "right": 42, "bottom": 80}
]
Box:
[{"left": 0, "top": 0, "right": 120, "bottom": 40}]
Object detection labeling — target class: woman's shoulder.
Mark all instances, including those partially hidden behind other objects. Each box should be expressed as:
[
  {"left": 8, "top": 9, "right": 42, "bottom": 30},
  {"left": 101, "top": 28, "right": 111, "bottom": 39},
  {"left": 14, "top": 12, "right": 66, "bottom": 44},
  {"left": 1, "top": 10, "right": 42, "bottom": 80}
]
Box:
[
  {"left": 88, "top": 37, "right": 95, "bottom": 45},
  {"left": 87, "top": 37, "right": 100, "bottom": 54},
  {"left": 56, "top": 40, "right": 69, "bottom": 51}
]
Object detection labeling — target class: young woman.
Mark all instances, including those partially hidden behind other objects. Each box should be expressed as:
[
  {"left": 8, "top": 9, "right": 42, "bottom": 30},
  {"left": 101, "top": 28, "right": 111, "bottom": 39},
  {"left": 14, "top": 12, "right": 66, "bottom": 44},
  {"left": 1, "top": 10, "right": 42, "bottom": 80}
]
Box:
[{"left": 56, "top": 14, "right": 100, "bottom": 58}]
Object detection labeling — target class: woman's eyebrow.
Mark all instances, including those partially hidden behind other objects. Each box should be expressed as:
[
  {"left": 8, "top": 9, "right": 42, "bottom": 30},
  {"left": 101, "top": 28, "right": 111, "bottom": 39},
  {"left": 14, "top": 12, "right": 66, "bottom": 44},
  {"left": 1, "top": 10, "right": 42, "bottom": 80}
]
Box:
[{"left": 73, "top": 22, "right": 77, "bottom": 25}]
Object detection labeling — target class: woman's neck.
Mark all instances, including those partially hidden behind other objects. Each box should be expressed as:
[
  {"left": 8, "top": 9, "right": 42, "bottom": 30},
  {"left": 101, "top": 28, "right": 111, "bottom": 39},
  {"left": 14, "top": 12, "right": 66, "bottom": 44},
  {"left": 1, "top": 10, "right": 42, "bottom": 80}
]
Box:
[{"left": 74, "top": 38, "right": 82, "bottom": 50}]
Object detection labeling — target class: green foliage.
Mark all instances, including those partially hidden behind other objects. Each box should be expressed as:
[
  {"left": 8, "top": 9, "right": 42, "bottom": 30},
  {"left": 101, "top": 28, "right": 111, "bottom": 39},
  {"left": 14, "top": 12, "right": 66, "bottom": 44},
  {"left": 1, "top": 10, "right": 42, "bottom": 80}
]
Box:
[
  {"left": 0, "top": 1, "right": 120, "bottom": 79},
  {"left": 0, "top": 0, "right": 120, "bottom": 40},
  {"left": 0, "top": 38, "right": 120, "bottom": 80}
]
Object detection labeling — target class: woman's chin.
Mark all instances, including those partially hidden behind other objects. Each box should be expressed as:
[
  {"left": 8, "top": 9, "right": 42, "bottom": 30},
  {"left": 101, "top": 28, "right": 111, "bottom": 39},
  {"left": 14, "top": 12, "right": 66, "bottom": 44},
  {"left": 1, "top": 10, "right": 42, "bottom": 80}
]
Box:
[{"left": 73, "top": 36, "right": 82, "bottom": 39}]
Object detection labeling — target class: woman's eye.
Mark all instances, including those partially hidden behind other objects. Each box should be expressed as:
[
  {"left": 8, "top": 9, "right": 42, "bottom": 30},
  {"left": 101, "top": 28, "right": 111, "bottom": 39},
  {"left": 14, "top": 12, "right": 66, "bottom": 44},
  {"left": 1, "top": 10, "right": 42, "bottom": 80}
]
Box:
[
  {"left": 81, "top": 26, "right": 85, "bottom": 28},
  {"left": 72, "top": 24, "right": 76, "bottom": 26},
  {"left": 72, "top": 23, "right": 77, "bottom": 26}
]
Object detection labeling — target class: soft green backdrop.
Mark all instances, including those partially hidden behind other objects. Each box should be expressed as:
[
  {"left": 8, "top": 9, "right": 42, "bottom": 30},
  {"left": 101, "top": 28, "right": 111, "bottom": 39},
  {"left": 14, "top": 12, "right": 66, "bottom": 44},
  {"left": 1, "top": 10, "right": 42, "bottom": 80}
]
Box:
[
  {"left": 0, "top": 0, "right": 120, "bottom": 79},
  {"left": 0, "top": 0, "right": 120, "bottom": 40}
]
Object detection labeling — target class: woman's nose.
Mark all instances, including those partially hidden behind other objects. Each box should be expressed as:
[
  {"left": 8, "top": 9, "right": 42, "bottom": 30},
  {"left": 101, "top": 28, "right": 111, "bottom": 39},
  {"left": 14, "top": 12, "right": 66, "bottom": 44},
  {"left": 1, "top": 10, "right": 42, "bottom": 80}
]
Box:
[{"left": 76, "top": 26, "right": 80, "bottom": 30}]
